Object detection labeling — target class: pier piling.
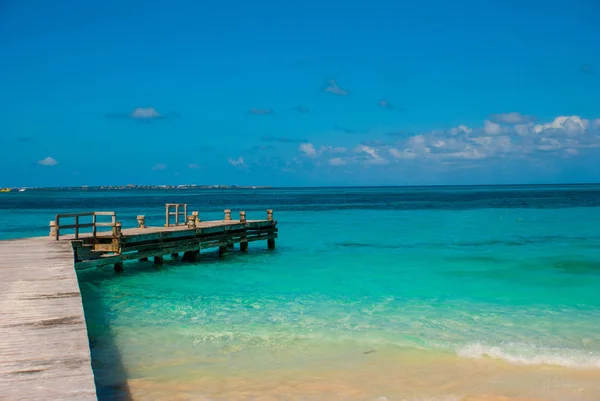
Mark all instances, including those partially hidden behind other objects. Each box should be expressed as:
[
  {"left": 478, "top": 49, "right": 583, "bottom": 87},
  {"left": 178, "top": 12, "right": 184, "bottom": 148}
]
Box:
[
  {"left": 224, "top": 209, "right": 232, "bottom": 221},
  {"left": 137, "top": 215, "right": 146, "bottom": 228}
]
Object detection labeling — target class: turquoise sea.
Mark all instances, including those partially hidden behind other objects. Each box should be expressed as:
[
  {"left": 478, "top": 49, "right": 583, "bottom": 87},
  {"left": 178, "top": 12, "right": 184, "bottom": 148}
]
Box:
[{"left": 2, "top": 185, "right": 600, "bottom": 400}]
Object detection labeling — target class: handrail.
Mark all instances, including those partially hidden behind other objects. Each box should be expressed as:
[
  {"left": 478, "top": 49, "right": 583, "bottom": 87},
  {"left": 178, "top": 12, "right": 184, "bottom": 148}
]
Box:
[
  {"left": 54, "top": 211, "right": 116, "bottom": 240},
  {"left": 165, "top": 203, "right": 187, "bottom": 227}
]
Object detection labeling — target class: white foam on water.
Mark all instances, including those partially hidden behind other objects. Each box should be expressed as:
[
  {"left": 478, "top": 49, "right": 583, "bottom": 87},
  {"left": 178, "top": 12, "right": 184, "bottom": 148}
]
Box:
[{"left": 457, "top": 342, "right": 600, "bottom": 369}]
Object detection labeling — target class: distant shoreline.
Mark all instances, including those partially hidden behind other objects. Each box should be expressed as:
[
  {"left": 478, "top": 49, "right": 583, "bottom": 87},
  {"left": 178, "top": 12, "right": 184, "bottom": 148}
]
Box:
[{"left": 2, "top": 182, "right": 600, "bottom": 192}]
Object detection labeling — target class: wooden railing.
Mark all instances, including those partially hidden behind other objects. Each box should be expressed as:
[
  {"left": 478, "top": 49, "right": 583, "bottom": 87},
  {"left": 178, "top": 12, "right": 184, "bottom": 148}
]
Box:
[
  {"left": 53, "top": 212, "right": 116, "bottom": 240},
  {"left": 165, "top": 204, "right": 187, "bottom": 227}
]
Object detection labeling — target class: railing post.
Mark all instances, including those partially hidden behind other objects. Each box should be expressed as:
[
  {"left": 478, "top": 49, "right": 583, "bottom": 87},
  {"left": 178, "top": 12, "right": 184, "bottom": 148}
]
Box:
[
  {"left": 75, "top": 215, "right": 79, "bottom": 239},
  {"left": 165, "top": 204, "right": 169, "bottom": 227},
  {"left": 137, "top": 215, "right": 146, "bottom": 228},
  {"left": 267, "top": 209, "right": 273, "bottom": 221},
  {"left": 186, "top": 215, "right": 196, "bottom": 228},
  {"left": 239, "top": 211, "right": 246, "bottom": 223},
  {"left": 192, "top": 211, "right": 200, "bottom": 225},
  {"left": 92, "top": 213, "right": 97, "bottom": 238},
  {"left": 55, "top": 215, "right": 60, "bottom": 240},
  {"left": 49, "top": 221, "right": 57, "bottom": 238},
  {"left": 113, "top": 221, "right": 122, "bottom": 238},
  {"left": 224, "top": 209, "right": 231, "bottom": 221}
]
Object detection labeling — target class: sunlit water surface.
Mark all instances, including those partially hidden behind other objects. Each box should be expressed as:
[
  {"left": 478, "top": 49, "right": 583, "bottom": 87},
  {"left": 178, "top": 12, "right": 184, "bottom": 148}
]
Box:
[{"left": 2, "top": 185, "right": 600, "bottom": 400}]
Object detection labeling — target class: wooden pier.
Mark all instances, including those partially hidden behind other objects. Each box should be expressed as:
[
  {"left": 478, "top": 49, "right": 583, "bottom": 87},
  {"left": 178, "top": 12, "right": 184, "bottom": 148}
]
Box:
[
  {"left": 0, "top": 204, "right": 278, "bottom": 399},
  {"left": 0, "top": 238, "right": 97, "bottom": 400},
  {"left": 56, "top": 206, "right": 278, "bottom": 271}
]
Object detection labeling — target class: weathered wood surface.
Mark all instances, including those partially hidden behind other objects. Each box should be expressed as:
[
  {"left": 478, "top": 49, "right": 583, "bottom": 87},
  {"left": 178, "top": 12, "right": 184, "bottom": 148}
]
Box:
[{"left": 0, "top": 237, "right": 97, "bottom": 400}]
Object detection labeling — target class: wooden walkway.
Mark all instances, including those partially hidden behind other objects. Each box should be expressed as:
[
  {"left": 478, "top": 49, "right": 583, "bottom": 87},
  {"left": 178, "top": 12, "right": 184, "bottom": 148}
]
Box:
[
  {"left": 0, "top": 205, "right": 277, "bottom": 400},
  {"left": 0, "top": 237, "right": 97, "bottom": 400}
]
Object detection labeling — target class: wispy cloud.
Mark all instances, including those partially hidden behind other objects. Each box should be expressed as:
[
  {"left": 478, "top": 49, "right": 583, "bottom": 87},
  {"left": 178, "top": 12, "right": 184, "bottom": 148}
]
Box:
[
  {"left": 294, "top": 114, "right": 600, "bottom": 168},
  {"left": 152, "top": 163, "right": 167, "bottom": 171},
  {"left": 38, "top": 156, "right": 59, "bottom": 167},
  {"left": 334, "top": 125, "right": 368, "bottom": 134},
  {"left": 228, "top": 157, "right": 247, "bottom": 168},
  {"left": 355, "top": 144, "right": 388, "bottom": 164},
  {"left": 263, "top": 135, "right": 308, "bottom": 143},
  {"left": 489, "top": 112, "right": 536, "bottom": 125},
  {"left": 251, "top": 145, "right": 277, "bottom": 152},
  {"left": 299, "top": 143, "right": 317, "bottom": 157},
  {"left": 188, "top": 163, "right": 201, "bottom": 169},
  {"left": 295, "top": 106, "right": 309, "bottom": 113},
  {"left": 377, "top": 99, "right": 398, "bottom": 110},
  {"left": 105, "top": 107, "right": 180, "bottom": 121},
  {"left": 248, "top": 108, "right": 275, "bottom": 116},
  {"left": 323, "top": 79, "right": 349, "bottom": 96}
]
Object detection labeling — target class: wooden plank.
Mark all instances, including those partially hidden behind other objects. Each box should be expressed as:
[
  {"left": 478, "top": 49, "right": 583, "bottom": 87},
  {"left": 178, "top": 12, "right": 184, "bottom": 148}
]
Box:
[
  {"left": 0, "top": 237, "right": 97, "bottom": 400},
  {"left": 59, "top": 223, "right": 95, "bottom": 230},
  {"left": 56, "top": 212, "right": 95, "bottom": 218}
]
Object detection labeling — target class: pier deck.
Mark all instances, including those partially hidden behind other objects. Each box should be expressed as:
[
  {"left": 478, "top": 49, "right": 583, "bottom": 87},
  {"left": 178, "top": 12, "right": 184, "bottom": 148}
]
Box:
[
  {"left": 0, "top": 237, "right": 97, "bottom": 400},
  {"left": 0, "top": 205, "right": 278, "bottom": 399}
]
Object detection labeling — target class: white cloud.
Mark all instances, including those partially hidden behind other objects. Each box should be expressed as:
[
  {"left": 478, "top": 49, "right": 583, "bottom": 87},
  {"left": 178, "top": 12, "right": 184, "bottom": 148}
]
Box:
[
  {"left": 131, "top": 107, "right": 161, "bottom": 119},
  {"left": 483, "top": 120, "right": 502, "bottom": 135},
  {"left": 228, "top": 157, "right": 247, "bottom": 168},
  {"left": 534, "top": 116, "right": 589, "bottom": 135},
  {"left": 355, "top": 144, "right": 388, "bottom": 164},
  {"left": 38, "top": 156, "right": 59, "bottom": 166},
  {"left": 323, "top": 79, "right": 349, "bottom": 96},
  {"left": 294, "top": 114, "right": 600, "bottom": 169},
  {"left": 449, "top": 125, "right": 472, "bottom": 135},
  {"left": 514, "top": 123, "right": 534, "bottom": 136},
  {"left": 299, "top": 143, "right": 317, "bottom": 157},
  {"left": 152, "top": 163, "right": 166, "bottom": 170},
  {"left": 188, "top": 163, "right": 200, "bottom": 169},
  {"left": 489, "top": 112, "right": 535, "bottom": 125},
  {"left": 389, "top": 148, "right": 417, "bottom": 160}
]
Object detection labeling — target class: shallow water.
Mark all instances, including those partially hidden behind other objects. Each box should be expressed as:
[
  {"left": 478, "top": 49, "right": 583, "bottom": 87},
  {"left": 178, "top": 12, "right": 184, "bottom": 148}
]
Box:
[{"left": 2, "top": 185, "right": 600, "bottom": 400}]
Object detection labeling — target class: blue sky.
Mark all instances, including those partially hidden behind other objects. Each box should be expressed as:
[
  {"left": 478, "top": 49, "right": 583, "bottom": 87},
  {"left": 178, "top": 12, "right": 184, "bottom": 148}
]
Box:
[{"left": 1, "top": 0, "right": 599, "bottom": 187}]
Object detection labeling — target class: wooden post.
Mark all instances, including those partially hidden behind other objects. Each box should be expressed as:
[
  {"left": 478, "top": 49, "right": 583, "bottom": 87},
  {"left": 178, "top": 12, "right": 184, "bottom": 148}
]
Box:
[
  {"left": 114, "top": 262, "right": 124, "bottom": 273},
  {"left": 154, "top": 255, "right": 164, "bottom": 265},
  {"left": 240, "top": 241, "right": 248, "bottom": 252},
  {"left": 175, "top": 204, "right": 180, "bottom": 226},
  {"left": 55, "top": 215, "right": 61, "bottom": 240},
  {"left": 267, "top": 209, "right": 273, "bottom": 221},
  {"left": 186, "top": 215, "right": 196, "bottom": 228},
  {"left": 165, "top": 204, "right": 169, "bottom": 227},
  {"left": 240, "top": 211, "right": 246, "bottom": 223},
  {"left": 49, "top": 221, "right": 57, "bottom": 238},
  {"left": 74, "top": 215, "right": 79, "bottom": 239},
  {"left": 139, "top": 257, "right": 148, "bottom": 262},
  {"left": 137, "top": 215, "right": 146, "bottom": 228},
  {"left": 219, "top": 245, "right": 227, "bottom": 256},
  {"left": 224, "top": 209, "right": 231, "bottom": 221},
  {"left": 192, "top": 211, "right": 200, "bottom": 224},
  {"left": 267, "top": 238, "right": 276, "bottom": 250},
  {"left": 171, "top": 252, "right": 179, "bottom": 259},
  {"left": 112, "top": 221, "right": 122, "bottom": 238},
  {"left": 182, "top": 250, "right": 198, "bottom": 262},
  {"left": 92, "top": 213, "right": 97, "bottom": 238}
]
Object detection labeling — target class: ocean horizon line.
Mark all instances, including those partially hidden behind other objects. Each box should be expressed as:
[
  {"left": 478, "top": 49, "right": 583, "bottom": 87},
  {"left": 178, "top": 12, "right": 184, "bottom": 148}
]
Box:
[{"left": 4, "top": 181, "right": 600, "bottom": 191}]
